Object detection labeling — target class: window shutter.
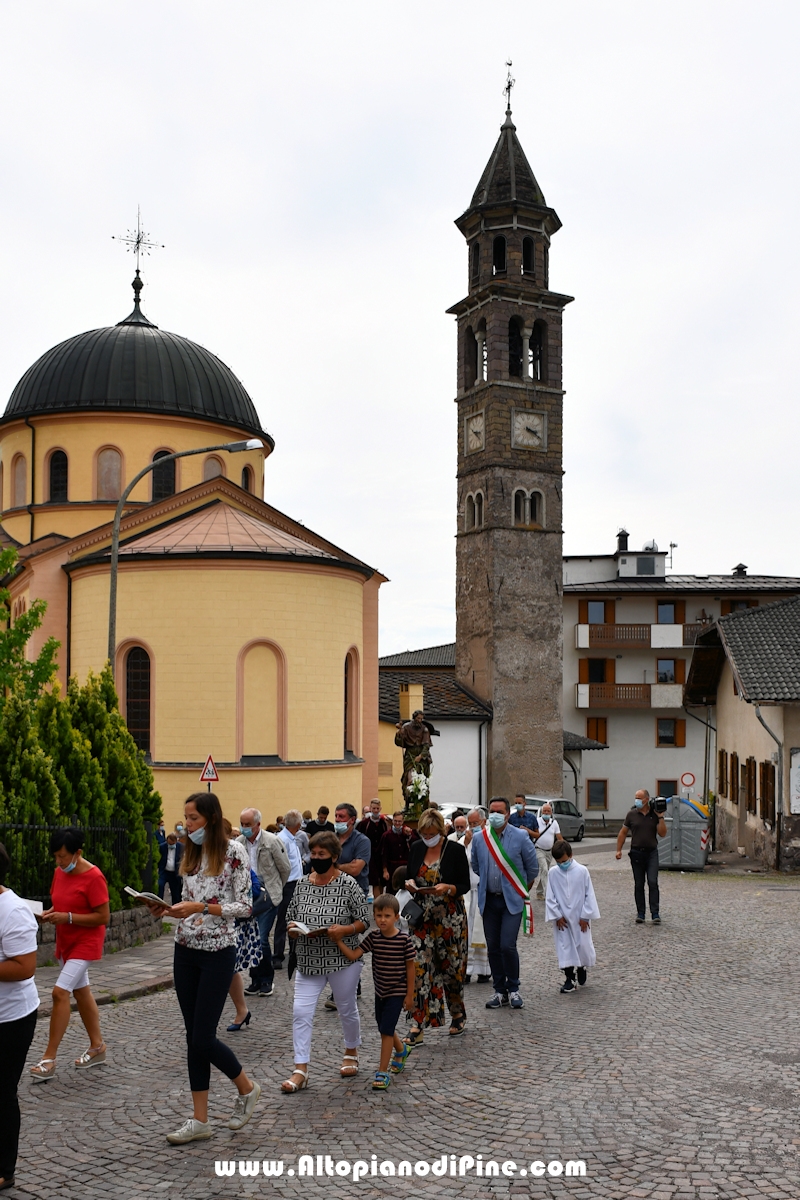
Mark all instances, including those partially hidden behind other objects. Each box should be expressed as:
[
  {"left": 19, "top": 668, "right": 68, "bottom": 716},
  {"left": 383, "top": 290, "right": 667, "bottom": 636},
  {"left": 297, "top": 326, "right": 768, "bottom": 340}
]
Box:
[
  {"left": 674, "top": 600, "right": 685, "bottom": 624},
  {"left": 721, "top": 601, "right": 732, "bottom": 616},
  {"left": 675, "top": 659, "right": 686, "bottom": 685},
  {"left": 597, "top": 717, "right": 607, "bottom": 743},
  {"left": 604, "top": 600, "right": 615, "bottom": 623},
  {"left": 579, "top": 660, "right": 589, "bottom": 684},
  {"left": 578, "top": 599, "right": 589, "bottom": 623},
  {"left": 675, "top": 719, "right": 686, "bottom": 748},
  {"left": 605, "top": 659, "right": 616, "bottom": 684},
  {"left": 718, "top": 749, "right": 727, "bottom": 796}
]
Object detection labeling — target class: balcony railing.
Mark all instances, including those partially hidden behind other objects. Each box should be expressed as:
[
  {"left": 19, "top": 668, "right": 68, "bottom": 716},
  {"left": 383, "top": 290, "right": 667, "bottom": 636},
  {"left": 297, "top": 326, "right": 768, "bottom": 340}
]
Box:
[
  {"left": 576, "top": 683, "right": 651, "bottom": 708},
  {"left": 576, "top": 623, "right": 707, "bottom": 649},
  {"left": 586, "top": 623, "right": 650, "bottom": 647},
  {"left": 683, "top": 624, "right": 702, "bottom": 646}
]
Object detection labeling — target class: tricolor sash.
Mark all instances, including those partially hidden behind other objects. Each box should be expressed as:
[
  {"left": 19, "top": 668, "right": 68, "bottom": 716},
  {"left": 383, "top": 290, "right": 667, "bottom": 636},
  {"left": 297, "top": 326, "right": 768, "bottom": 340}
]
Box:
[{"left": 483, "top": 827, "right": 534, "bottom": 936}]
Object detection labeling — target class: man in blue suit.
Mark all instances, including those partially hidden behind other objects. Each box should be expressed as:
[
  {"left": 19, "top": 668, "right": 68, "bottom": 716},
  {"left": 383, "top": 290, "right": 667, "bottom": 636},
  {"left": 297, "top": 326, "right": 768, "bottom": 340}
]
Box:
[{"left": 471, "top": 796, "right": 539, "bottom": 1010}]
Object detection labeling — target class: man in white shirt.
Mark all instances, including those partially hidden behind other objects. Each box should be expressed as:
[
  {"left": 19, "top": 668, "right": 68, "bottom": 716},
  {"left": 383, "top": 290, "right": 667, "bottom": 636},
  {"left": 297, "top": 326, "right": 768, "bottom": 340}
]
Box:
[
  {"left": 447, "top": 814, "right": 468, "bottom": 842},
  {"left": 273, "top": 810, "right": 304, "bottom": 969},
  {"left": 531, "top": 802, "right": 561, "bottom": 901}
]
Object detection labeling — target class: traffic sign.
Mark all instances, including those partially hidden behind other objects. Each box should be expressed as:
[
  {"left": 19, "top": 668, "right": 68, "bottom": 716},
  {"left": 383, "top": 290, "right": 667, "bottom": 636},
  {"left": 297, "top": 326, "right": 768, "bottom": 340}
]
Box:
[
  {"left": 680, "top": 771, "right": 696, "bottom": 789},
  {"left": 200, "top": 755, "right": 219, "bottom": 784}
]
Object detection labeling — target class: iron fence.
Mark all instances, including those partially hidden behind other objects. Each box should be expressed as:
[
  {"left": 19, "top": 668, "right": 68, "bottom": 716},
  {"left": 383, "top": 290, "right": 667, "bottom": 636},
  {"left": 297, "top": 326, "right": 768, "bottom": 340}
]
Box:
[{"left": 0, "top": 823, "right": 130, "bottom": 904}]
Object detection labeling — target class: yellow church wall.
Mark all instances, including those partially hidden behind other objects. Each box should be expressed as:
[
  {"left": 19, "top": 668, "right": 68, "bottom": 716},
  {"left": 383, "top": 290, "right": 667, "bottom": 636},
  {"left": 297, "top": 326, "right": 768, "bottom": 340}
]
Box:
[
  {"left": 69, "top": 561, "right": 366, "bottom": 765},
  {"left": 155, "top": 763, "right": 363, "bottom": 833},
  {"left": 0, "top": 411, "right": 267, "bottom": 544},
  {"left": 378, "top": 719, "right": 405, "bottom": 812}
]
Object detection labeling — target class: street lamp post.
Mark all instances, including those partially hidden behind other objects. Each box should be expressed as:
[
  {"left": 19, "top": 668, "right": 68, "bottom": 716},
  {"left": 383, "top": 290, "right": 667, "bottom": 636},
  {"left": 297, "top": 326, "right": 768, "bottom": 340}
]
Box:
[{"left": 107, "top": 438, "right": 263, "bottom": 676}]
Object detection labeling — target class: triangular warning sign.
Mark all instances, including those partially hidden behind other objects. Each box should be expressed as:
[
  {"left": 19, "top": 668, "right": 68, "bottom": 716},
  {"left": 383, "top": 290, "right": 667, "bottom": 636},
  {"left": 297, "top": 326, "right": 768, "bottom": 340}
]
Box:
[{"left": 200, "top": 755, "right": 219, "bottom": 783}]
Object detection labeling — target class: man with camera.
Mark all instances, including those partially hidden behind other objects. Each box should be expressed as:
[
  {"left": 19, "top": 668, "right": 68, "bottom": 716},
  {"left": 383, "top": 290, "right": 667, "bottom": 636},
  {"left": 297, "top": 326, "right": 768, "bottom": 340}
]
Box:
[{"left": 615, "top": 790, "right": 667, "bottom": 925}]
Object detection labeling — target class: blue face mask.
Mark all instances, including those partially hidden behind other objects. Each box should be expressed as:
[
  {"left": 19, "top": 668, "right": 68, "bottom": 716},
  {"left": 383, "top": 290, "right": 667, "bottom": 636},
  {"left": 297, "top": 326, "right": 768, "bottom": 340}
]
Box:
[
  {"left": 634, "top": 799, "right": 644, "bottom": 809},
  {"left": 334, "top": 821, "right": 349, "bottom": 835},
  {"left": 59, "top": 856, "right": 78, "bottom": 873},
  {"left": 188, "top": 827, "right": 206, "bottom": 845},
  {"left": 557, "top": 860, "right": 572, "bottom": 871},
  {"left": 487, "top": 813, "right": 506, "bottom": 830},
  {"left": 241, "top": 827, "right": 255, "bottom": 840}
]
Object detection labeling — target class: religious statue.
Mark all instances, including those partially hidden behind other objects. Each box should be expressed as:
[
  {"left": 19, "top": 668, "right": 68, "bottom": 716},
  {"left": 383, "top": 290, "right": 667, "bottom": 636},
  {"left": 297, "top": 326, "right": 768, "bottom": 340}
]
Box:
[{"left": 395, "top": 709, "right": 433, "bottom": 819}]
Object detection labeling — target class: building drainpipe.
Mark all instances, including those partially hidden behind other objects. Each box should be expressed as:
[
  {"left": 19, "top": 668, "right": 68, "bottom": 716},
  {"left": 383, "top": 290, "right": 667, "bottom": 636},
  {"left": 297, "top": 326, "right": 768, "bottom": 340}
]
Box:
[
  {"left": 754, "top": 705, "right": 783, "bottom": 873},
  {"left": 24, "top": 417, "right": 36, "bottom": 543}
]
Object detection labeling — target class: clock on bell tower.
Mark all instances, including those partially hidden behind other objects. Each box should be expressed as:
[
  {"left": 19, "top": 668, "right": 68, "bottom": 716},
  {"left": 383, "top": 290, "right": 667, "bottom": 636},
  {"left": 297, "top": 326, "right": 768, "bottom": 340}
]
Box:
[{"left": 448, "top": 93, "right": 574, "bottom": 799}]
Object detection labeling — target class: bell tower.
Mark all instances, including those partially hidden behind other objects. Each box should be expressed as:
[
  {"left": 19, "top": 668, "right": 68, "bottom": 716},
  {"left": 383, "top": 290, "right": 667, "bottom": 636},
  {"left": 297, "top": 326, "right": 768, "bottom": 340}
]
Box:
[{"left": 448, "top": 94, "right": 573, "bottom": 799}]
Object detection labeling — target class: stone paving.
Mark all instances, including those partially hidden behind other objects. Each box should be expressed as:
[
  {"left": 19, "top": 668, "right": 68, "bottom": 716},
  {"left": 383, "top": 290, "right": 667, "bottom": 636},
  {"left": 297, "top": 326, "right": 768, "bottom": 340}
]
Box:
[{"left": 13, "top": 863, "right": 800, "bottom": 1200}]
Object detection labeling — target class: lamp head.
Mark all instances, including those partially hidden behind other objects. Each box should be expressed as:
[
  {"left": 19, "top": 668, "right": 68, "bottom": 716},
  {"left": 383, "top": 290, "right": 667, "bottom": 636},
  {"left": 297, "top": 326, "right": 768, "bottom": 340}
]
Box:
[{"left": 225, "top": 438, "right": 264, "bottom": 453}]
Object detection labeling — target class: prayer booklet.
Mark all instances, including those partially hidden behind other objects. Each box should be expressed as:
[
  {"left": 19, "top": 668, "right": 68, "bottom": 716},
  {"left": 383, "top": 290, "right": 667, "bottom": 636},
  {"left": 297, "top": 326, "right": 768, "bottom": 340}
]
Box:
[
  {"left": 22, "top": 898, "right": 43, "bottom": 915},
  {"left": 289, "top": 920, "right": 327, "bottom": 936},
  {"left": 124, "top": 886, "right": 170, "bottom": 907}
]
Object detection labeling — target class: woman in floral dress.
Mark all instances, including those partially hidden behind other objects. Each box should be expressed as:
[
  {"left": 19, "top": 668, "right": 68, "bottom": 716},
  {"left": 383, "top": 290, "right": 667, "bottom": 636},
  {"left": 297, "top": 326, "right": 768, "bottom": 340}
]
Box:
[{"left": 403, "top": 808, "right": 470, "bottom": 1045}]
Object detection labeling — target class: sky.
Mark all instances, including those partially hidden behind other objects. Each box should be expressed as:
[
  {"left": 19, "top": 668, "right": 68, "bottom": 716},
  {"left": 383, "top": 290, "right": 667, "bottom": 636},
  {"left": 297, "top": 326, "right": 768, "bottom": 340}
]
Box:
[{"left": 1, "top": 1, "right": 798, "bottom": 656}]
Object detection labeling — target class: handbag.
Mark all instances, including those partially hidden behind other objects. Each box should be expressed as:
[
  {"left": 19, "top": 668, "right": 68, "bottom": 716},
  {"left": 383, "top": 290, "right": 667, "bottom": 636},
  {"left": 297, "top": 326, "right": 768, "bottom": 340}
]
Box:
[{"left": 401, "top": 896, "right": 425, "bottom": 929}]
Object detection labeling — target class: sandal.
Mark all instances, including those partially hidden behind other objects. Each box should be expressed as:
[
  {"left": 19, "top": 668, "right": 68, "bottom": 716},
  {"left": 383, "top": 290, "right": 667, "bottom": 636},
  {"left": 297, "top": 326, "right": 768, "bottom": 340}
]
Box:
[
  {"left": 404, "top": 1027, "right": 424, "bottom": 1049},
  {"left": 389, "top": 1043, "right": 411, "bottom": 1074},
  {"left": 30, "top": 1058, "right": 56, "bottom": 1083},
  {"left": 449, "top": 1017, "right": 467, "bottom": 1036},
  {"left": 280, "top": 1068, "right": 308, "bottom": 1093},
  {"left": 75, "top": 1043, "right": 106, "bottom": 1068},
  {"left": 340, "top": 1055, "right": 359, "bottom": 1077},
  {"left": 371, "top": 1071, "right": 391, "bottom": 1090}
]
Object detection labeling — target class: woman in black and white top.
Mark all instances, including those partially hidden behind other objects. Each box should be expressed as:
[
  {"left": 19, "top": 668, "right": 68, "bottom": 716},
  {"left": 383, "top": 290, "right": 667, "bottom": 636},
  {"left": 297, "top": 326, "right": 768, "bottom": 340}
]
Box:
[{"left": 283, "top": 831, "right": 369, "bottom": 1092}]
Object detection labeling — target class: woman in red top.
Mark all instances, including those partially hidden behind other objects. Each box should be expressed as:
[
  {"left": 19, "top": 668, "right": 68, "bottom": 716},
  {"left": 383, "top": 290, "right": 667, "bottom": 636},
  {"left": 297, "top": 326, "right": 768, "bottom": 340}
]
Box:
[{"left": 30, "top": 828, "right": 110, "bottom": 1083}]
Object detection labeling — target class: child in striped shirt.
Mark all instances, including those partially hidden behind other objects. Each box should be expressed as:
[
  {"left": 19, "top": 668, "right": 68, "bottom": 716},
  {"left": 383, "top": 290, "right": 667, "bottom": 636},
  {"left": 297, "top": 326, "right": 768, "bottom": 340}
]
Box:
[{"left": 330, "top": 893, "right": 415, "bottom": 1090}]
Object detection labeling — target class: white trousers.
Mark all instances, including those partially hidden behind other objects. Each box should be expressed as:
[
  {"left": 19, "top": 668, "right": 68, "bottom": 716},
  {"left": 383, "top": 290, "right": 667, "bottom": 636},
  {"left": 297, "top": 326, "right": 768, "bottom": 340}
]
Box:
[
  {"left": 55, "top": 958, "right": 91, "bottom": 992},
  {"left": 292, "top": 961, "right": 362, "bottom": 1064},
  {"left": 535, "top": 847, "right": 554, "bottom": 898}
]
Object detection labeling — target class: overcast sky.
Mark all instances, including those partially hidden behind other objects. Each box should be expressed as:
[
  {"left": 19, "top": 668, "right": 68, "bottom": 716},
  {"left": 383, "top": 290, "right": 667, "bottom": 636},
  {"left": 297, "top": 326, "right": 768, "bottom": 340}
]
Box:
[{"left": 1, "top": 2, "right": 798, "bottom": 655}]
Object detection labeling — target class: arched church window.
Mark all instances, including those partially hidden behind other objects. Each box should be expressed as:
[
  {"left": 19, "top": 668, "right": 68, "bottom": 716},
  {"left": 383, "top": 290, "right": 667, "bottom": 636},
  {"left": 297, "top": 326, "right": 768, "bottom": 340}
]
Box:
[
  {"left": 474, "top": 491, "right": 484, "bottom": 528},
  {"left": 466, "top": 494, "right": 476, "bottom": 532},
  {"left": 12, "top": 455, "right": 26, "bottom": 508},
  {"left": 344, "top": 648, "right": 360, "bottom": 757},
  {"left": 508, "top": 318, "right": 523, "bottom": 378},
  {"left": 48, "top": 450, "right": 68, "bottom": 503},
  {"left": 513, "top": 489, "right": 527, "bottom": 526},
  {"left": 97, "top": 448, "right": 122, "bottom": 501},
  {"left": 543, "top": 245, "right": 549, "bottom": 287},
  {"left": 471, "top": 242, "right": 480, "bottom": 282},
  {"left": 476, "top": 319, "right": 487, "bottom": 383},
  {"left": 492, "top": 236, "right": 507, "bottom": 275},
  {"left": 531, "top": 320, "right": 547, "bottom": 382},
  {"left": 203, "top": 456, "right": 224, "bottom": 482},
  {"left": 241, "top": 465, "right": 254, "bottom": 493},
  {"left": 126, "top": 646, "right": 151, "bottom": 755},
  {"left": 464, "top": 326, "right": 478, "bottom": 389},
  {"left": 522, "top": 237, "right": 535, "bottom": 277},
  {"left": 530, "top": 490, "right": 543, "bottom": 526},
  {"left": 152, "top": 451, "right": 175, "bottom": 502}
]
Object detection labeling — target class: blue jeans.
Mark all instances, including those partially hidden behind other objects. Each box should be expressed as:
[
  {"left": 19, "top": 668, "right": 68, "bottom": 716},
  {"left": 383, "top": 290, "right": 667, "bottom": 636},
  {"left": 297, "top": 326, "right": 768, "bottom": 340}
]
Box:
[
  {"left": 629, "top": 848, "right": 660, "bottom": 917},
  {"left": 482, "top": 891, "right": 523, "bottom": 994},
  {"left": 250, "top": 893, "right": 279, "bottom": 990}
]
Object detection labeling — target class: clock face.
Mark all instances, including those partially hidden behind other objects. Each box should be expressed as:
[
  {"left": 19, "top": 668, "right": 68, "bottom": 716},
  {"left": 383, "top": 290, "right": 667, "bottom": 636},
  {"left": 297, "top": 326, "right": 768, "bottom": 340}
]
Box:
[
  {"left": 512, "top": 409, "right": 546, "bottom": 450},
  {"left": 465, "top": 412, "right": 485, "bottom": 453}
]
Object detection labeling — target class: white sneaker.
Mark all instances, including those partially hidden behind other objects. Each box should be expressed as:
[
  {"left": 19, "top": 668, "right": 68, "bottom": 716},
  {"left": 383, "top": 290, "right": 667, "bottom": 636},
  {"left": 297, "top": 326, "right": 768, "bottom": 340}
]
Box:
[
  {"left": 166, "top": 1118, "right": 212, "bottom": 1145},
  {"left": 228, "top": 1080, "right": 262, "bottom": 1131}
]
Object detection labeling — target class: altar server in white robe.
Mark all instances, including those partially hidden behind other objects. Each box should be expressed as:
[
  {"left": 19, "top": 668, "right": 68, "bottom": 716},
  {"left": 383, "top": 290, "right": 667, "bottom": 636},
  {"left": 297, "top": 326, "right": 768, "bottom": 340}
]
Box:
[
  {"left": 545, "top": 840, "right": 600, "bottom": 995},
  {"left": 461, "top": 808, "right": 490, "bottom": 982}
]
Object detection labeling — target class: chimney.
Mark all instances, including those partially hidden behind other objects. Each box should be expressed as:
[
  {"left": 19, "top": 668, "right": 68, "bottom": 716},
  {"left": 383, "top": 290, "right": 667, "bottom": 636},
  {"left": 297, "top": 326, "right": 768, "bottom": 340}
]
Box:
[
  {"left": 732, "top": 563, "right": 748, "bottom": 578},
  {"left": 616, "top": 528, "right": 629, "bottom": 555}
]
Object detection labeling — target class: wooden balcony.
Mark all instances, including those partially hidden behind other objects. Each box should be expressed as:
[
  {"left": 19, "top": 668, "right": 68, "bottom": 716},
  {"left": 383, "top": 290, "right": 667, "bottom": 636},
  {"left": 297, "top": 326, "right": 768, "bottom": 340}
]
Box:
[
  {"left": 576, "top": 683, "right": 651, "bottom": 709},
  {"left": 575, "top": 623, "right": 706, "bottom": 649},
  {"left": 586, "top": 623, "right": 650, "bottom": 648}
]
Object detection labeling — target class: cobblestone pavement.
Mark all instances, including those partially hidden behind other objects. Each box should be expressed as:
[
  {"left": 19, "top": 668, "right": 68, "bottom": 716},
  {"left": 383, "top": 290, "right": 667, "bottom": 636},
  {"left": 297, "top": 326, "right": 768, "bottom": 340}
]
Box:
[{"left": 14, "top": 867, "right": 800, "bottom": 1200}]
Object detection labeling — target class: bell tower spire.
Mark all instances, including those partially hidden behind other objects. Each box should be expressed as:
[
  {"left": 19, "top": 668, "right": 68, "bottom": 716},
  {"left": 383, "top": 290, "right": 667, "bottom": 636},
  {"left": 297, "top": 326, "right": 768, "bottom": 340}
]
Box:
[{"left": 448, "top": 89, "right": 574, "bottom": 799}]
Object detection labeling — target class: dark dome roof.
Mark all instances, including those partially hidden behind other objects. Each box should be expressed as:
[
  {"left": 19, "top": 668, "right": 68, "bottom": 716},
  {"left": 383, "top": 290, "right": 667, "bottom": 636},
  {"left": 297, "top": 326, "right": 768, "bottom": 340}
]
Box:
[{"left": 2, "top": 277, "right": 272, "bottom": 445}]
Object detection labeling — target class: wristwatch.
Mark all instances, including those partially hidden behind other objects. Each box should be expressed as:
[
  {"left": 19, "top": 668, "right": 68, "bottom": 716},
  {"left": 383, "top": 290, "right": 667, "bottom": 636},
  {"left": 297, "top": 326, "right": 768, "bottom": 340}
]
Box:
[{"left": 202, "top": 903, "right": 210, "bottom": 916}]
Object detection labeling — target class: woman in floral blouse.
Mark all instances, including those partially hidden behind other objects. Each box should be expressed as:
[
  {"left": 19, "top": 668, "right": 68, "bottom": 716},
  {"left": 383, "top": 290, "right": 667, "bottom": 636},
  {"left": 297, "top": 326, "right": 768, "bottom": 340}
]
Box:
[
  {"left": 281, "top": 831, "right": 370, "bottom": 1092},
  {"left": 150, "top": 793, "right": 262, "bottom": 1145}
]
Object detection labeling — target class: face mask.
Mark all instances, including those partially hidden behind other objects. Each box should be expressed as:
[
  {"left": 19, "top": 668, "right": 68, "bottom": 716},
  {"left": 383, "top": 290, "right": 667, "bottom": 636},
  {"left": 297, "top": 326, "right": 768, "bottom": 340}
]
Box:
[
  {"left": 421, "top": 833, "right": 441, "bottom": 848},
  {"left": 59, "top": 856, "right": 78, "bottom": 873},
  {"left": 370, "top": 812, "right": 381, "bottom": 822},
  {"left": 334, "top": 821, "right": 349, "bottom": 835},
  {"left": 188, "top": 827, "right": 206, "bottom": 845},
  {"left": 487, "top": 813, "right": 506, "bottom": 830},
  {"left": 241, "top": 827, "right": 255, "bottom": 840},
  {"left": 557, "top": 860, "right": 572, "bottom": 871},
  {"left": 541, "top": 813, "right": 552, "bottom": 821},
  {"left": 392, "top": 823, "right": 404, "bottom": 833},
  {"left": 312, "top": 855, "right": 334, "bottom": 874},
  {"left": 176, "top": 825, "right": 184, "bottom": 834},
  {"left": 634, "top": 799, "right": 644, "bottom": 809}
]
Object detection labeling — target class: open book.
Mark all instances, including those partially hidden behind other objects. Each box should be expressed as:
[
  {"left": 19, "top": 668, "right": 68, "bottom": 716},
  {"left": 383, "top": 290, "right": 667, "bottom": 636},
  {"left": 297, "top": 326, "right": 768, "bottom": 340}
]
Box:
[
  {"left": 124, "top": 886, "right": 171, "bottom": 908},
  {"left": 288, "top": 920, "right": 327, "bottom": 936}
]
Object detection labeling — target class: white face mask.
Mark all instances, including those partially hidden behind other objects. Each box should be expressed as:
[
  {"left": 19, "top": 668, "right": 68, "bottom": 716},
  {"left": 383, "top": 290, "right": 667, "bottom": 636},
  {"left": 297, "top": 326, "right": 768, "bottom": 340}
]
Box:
[{"left": 421, "top": 832, "right": 441, "bottom": 848}]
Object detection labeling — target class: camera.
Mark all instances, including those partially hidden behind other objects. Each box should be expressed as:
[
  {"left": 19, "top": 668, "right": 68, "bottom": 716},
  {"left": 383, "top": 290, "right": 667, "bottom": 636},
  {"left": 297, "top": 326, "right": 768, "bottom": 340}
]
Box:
[{"left": 652, "top": 796, "right": 668, "bottom": 814}]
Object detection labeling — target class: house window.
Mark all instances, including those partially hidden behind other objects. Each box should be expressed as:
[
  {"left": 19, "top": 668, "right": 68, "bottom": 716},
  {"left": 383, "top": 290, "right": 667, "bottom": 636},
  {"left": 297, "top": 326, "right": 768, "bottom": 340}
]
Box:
[
  {"left": 586, "top": 717, "right": 607, "bottom": 743},
  {"left": 656, "top": 718, "right": 685, "bottom": 747},
  {"left": 522, "top": 237, "right": 535, "bottom": 276},
  {"left": 587, "top": 601, "right": 605, "bottom": 625},
  {"left": 48, "top": 451, "right": 68, "bottom": 502},
  {"left": 492, "top": 236, "right": 507, "bottom": 274},
  {"left": 125, "top": 647, "right": 151, "bottom": 755},
  {"left": 151, "top": 451, "right": 175, "bottom": 501},
  {"left": 657, "top": 779, "right": 678, "bottom": 799},
  {"left": 241, "top": 465, "right": 253, "bottom": 493},
  {"left": 97, "top": 448, "right": 122, "bottom": 500},
  {"left": 657, "top": 659, "right": 676, "bottom": 683},
  {"left": 657, "top": 602, "right": 675, "bottom": 624},
  {"left": 637, "top": 556, "right": 655, "bottom": 575},
  {"left": 587, "top": 659, "right": 607, "bottom": 684},
  {"left": 586, "top": 780, "right": 607, "bottom": 809}
]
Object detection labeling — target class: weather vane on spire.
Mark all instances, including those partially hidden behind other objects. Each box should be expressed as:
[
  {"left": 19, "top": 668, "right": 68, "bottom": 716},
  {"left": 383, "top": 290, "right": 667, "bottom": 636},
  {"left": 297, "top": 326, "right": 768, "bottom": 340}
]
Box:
[
  {"left": 504, "top": 60, "right": 515, "bottom": 114},
  {"left": 112, "top": 207, "right": 164, "bottom": 271}
]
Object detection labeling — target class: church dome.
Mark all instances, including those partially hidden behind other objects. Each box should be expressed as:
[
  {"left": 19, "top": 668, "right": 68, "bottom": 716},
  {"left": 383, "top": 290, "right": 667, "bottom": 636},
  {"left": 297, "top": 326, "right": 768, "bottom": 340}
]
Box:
[{"left": 2, "top": 274, "right": 272, "bottom": 445}]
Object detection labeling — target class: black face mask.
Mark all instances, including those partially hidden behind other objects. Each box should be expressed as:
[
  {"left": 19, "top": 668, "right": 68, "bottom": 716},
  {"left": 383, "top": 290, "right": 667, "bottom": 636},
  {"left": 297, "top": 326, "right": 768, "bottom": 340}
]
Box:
[{"left": 312, "top": 856, "right": 334, "bottom": 875}]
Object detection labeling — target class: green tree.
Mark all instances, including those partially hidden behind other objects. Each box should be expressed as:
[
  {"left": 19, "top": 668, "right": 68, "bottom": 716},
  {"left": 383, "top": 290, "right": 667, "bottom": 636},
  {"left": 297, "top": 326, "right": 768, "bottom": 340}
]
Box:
[
  {"left": 0, "top": 685, "right": 60, "bottom": 825},
  {"left": 0, "top": 548, "right": 60, "bottom": 702}
]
